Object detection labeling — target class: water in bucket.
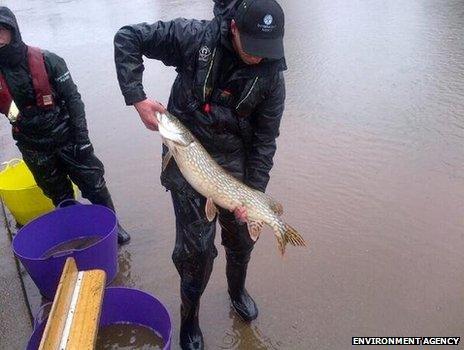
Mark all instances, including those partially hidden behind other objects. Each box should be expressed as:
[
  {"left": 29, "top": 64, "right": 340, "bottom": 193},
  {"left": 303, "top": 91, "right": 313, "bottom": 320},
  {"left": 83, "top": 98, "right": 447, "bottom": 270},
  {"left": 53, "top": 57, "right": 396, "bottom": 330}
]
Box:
[
  {"left": 96, "top": 323, "right": 164, "bottom": 349},
  {"left": 40, "top": 235, "right": 102, "bottom": 259}
]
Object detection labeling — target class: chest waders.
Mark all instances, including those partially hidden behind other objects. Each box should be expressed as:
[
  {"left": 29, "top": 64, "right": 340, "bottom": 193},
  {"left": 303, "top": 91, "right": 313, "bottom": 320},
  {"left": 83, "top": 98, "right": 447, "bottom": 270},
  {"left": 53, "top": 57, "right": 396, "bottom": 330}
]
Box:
[{"left": 175, "top": 19, "right": 276, "bottom": 350}]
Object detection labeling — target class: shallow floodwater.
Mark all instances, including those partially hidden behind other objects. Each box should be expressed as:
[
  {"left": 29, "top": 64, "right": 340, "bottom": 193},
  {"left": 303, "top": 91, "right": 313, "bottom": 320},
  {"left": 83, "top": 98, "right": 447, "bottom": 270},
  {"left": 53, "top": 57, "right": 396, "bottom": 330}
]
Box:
[{"left": 1, "top": 0, "right": 462, "bottom": 349}]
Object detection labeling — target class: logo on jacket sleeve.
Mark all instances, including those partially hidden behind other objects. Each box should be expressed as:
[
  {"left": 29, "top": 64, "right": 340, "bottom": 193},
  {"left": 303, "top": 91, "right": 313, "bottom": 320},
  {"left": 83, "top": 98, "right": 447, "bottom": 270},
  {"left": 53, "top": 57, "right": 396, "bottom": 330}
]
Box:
[
  {"left": 199, "top": 46, "right": 212, "bottom": 62},
  {"left": 56, "top": 71, "right": 70, "bottom": 83}
]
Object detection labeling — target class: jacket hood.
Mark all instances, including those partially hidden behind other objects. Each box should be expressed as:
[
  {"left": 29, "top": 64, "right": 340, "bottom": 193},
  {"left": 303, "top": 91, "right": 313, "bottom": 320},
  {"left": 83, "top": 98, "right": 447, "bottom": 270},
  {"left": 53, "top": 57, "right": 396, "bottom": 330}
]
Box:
[
  {"left": 214, "top": 0, "right": 240, "bottom": 18},
  {"left": 0, "top": 6, "right": 27, "bottom": 67},
  {"left": 0, "top": 6, "right": 21, "bottom": 33}
]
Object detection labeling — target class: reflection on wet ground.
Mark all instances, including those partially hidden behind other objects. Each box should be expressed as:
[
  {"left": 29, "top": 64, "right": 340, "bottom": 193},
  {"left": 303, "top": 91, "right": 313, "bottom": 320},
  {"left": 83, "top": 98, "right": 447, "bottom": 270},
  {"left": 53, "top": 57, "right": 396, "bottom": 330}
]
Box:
[
  {"left": 219, "top": 310, "right": 281, "bottom": 349},
  {"left": 111, "top": 248, "right": 139, "bottom": 287},
  {"left": 1, "top": 0, "right": 463, "bottom": 348}
]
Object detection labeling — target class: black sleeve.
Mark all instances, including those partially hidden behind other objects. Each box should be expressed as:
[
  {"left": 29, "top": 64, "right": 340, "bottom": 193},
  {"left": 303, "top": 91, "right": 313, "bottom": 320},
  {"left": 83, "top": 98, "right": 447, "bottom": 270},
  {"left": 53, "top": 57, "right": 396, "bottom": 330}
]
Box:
[
  {"left": 45, "top": 51, "right": 90, "bottom": 144},
  {"left": 114, "top": 18, "right": 205, "bottom": 105},
  {"left": 244, "top": 72, "right": 286, "bottom": 192}
]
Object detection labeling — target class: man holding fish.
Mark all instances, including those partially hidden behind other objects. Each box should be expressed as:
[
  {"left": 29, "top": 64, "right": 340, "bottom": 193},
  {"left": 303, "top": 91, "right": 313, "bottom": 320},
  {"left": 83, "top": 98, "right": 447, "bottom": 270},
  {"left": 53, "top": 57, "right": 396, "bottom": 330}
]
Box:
[{"left": 114, "top": 0, "right": 304, "bottom": 348}]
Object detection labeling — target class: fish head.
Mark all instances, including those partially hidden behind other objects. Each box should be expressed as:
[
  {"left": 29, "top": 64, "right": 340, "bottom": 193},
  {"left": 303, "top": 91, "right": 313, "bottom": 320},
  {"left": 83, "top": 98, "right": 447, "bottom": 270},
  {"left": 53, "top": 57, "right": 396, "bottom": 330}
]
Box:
[{"left": 156, "top": 111, "right": 193, "bottom": 147}]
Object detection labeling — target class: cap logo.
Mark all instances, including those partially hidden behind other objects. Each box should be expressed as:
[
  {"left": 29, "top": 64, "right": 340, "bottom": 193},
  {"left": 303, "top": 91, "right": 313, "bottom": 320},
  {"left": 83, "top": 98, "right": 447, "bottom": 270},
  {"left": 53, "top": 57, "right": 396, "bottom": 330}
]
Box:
[
  {"left": 263, "top": 15, "right": 273, "bottom": 25},
  {"left": 258, "top": 14, "right": 277, "bottom": 33},
  {"left": 199, "top": 46, "right": 211, "bottom": 62}
]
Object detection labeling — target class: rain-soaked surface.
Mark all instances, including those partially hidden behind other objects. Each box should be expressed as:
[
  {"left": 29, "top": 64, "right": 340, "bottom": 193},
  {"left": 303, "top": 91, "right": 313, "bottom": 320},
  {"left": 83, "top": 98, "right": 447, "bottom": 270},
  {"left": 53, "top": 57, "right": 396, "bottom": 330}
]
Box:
[{"left": 1, "top": 0, "right": 463, "bottom": 349}]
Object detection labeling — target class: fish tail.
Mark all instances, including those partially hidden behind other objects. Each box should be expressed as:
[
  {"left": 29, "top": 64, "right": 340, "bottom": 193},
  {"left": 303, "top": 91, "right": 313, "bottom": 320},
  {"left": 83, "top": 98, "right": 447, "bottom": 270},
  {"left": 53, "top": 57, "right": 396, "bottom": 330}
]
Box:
[{"left": 275, "top": 222, "right": 306, "bottom": 256}]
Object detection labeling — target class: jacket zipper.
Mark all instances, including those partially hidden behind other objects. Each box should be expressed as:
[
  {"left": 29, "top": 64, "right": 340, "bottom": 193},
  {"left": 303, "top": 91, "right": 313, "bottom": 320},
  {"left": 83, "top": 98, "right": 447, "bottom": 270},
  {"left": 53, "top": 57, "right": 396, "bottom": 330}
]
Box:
[
  {"left": 236, "top": 76, "right": 259, "bottom": 110},
  {"left": 203, "top": 48, "right": 217, "bottom": 102}
]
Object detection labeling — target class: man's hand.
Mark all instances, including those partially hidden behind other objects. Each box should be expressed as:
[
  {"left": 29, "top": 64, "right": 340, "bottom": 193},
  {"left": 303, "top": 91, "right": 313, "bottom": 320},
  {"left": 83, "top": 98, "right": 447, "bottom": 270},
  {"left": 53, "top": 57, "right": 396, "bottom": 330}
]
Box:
[
  {"left": 233, "top": 205, "right": 248, "bottom": 223},
  {"left": 134, "top": 99, "right": 166, "bottom": 131}
]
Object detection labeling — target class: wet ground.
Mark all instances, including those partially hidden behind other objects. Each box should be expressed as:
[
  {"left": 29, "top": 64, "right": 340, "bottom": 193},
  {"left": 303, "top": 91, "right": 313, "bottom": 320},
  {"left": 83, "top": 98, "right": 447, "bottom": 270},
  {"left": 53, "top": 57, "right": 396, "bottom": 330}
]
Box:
[
  {"left": 0, "top": 207, "right": 31, "bottom": 350},
  {"left": 1, "top": 0, "right": 463, "bottom": 349}
]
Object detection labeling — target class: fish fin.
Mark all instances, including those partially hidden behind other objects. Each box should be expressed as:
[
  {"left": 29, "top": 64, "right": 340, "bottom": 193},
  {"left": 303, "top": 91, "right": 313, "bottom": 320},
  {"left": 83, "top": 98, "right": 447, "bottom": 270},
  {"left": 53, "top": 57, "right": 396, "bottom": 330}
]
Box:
[
  {"left": 283, "top": 223, "right": 306, "bottom": 247},
  {"left": 259, "top": 192, "right": 283, "bottom": 216},
  {"left": 247, "top": 220, "right": 264, "bottom": 242},
  {"left": 162, "top": 151, "right": 173, "bottom": 171},
  {"left": 276, "top": 235, "right": 286, "bottom": 256},
  {"left": 275, "top": 223, "right": 306, "bottom": 256},
  {"left": 205, "top": 198, "right": 218, "bottom": 222},
  {"left": 269, "top": 199, "right": 284, "bottom": 216}
]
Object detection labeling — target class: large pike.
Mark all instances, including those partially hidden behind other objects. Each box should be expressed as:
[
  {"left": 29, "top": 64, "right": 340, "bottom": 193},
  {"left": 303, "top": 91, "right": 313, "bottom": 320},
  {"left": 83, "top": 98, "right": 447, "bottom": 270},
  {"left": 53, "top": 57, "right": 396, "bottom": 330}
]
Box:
[{"left": 156, "top": 111, "right": 306, "bottom": 255}]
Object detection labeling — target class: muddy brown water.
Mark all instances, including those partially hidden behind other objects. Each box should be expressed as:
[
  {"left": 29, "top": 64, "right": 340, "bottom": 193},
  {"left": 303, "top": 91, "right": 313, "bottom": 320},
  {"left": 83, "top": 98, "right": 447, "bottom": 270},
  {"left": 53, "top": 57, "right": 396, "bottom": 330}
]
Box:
[
  {"left": 40, "top": 235, "right": 102, "bottom": 259},
  {"left": 0, "top": 0, "right": 463, "bottom": 349},
  {"left": 96, "top": 323, "right": 164, "bottom": 350}
]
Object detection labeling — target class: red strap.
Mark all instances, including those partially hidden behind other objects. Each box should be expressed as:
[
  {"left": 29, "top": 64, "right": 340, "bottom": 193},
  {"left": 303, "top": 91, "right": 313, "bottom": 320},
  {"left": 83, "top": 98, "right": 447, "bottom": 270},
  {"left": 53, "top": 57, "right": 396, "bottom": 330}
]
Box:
[
  {"left": 202, "top": 103, "right": 212, "bottom": 114},
  {"left": 27, "top": 46, "right": 54, "bottom": 108},
  {"left": 0, "top": 46, "right": 54, "bottom": 115},
  {"left": 0, "top": 73, "right": 13, "bottom": 115}
]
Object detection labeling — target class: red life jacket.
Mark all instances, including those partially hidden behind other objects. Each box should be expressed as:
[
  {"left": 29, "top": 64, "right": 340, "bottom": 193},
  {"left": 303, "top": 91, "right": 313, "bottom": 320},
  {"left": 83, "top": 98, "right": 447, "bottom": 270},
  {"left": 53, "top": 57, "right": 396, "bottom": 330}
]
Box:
[{"left": 0, "top": 46, "right": 55, "bottom": 116}]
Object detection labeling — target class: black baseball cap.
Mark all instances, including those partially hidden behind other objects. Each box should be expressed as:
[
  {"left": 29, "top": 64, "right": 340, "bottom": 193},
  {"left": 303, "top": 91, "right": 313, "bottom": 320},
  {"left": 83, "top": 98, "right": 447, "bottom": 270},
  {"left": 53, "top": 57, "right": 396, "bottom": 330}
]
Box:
[{"left": 234, "top": 0, "right": 285, "bottom": 59}]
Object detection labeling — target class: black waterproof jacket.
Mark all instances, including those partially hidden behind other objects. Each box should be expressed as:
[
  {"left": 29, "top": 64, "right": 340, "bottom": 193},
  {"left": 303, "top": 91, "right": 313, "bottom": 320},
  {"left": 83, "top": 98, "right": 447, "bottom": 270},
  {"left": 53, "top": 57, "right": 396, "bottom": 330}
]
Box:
[
  {"left": 0, "top": 7, "right": 89, "bottom": 150},
  {"left": 114, "top": 16, "right": 286, "bottom": 193}
]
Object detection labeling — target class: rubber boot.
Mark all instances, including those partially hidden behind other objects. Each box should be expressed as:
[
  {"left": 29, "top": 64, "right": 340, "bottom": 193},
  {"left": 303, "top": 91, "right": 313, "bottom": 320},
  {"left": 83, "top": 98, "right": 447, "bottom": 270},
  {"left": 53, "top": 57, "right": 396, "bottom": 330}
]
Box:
[
  {"left": 116, "top": 223, "right": 131, "bottom": 245},
  {"left": 180, "top": 289, "right": 204, "bottom": 350},
  {"left": 177, "top": 260, "right": 213, "bottom": 350},
  {"left": 86, "top": 187, "right": 131, "bottom": 245},
  {"left": 226, "top": 249, "right": 258, "bottom": 321}
]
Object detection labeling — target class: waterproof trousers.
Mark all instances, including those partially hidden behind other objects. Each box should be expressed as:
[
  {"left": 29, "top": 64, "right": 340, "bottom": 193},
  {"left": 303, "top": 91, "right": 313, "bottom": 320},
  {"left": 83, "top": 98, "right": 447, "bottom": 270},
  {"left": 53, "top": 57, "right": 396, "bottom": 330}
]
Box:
[
  {"left": 18, "top": 143, "right": 131, "bottom": 244},
  {"left": 18, "top": 144, "right": 110, "bottom": 206},
  {"left": 170, "top": 190, "right": 256, "bottom": 349}
]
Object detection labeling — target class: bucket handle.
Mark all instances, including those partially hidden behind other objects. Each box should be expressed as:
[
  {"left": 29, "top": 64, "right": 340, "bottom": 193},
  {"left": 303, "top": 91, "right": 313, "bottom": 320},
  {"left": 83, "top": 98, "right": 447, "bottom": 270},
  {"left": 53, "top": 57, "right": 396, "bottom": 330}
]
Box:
[
  {"left": 1, "top": 158, "right": 22, "bottom": 171},
  {"left": 56, "top": 199, "right": 82, "bottom": 208},
  {"left": 33, "top": 302, "right": 53, "bottom": 330}
]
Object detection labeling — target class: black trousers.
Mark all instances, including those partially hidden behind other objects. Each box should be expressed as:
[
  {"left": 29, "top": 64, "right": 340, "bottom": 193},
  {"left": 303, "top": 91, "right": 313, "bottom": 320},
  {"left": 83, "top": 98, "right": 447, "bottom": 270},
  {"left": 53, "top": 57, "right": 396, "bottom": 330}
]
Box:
[
  {"left": 170, "top": 190, "right": 255, "bottom": 302},
  {"left": 18, "top": 144, "right": 109, "bottom": 206}
]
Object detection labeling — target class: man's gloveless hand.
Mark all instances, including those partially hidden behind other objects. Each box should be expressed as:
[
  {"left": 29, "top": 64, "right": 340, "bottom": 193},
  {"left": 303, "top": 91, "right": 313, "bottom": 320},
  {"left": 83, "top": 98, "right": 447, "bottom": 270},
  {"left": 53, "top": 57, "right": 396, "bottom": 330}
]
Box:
[{"left": 134, "top": 98, "right": 166, "bottom": 131}]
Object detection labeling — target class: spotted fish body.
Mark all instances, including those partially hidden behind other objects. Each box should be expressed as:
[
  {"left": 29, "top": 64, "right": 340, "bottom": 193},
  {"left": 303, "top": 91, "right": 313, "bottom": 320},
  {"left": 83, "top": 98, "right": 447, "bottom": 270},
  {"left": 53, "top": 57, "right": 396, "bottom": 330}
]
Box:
[{"left": 156, "top": 111, "right": 306, "bottom": 254}]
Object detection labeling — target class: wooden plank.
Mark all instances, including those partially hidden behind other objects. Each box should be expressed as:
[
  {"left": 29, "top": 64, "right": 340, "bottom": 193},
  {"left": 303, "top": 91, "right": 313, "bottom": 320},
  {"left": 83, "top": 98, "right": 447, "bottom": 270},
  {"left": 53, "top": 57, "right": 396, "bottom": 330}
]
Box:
[
  {"left": 38, "top": 257, "right": 106, "bottom": 350},
  {"left": 39, "top": 257, "right": 78, "bottom": 350},
  {"left": 64, "top": 269, "right": 106, "bottom": 349}
]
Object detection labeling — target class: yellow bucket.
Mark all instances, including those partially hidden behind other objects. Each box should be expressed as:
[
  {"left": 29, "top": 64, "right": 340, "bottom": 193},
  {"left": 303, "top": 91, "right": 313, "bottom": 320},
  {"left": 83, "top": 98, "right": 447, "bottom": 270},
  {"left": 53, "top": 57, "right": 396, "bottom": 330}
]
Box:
[{"left": 0, "top": 158, "right": 77, "bottom": 226}]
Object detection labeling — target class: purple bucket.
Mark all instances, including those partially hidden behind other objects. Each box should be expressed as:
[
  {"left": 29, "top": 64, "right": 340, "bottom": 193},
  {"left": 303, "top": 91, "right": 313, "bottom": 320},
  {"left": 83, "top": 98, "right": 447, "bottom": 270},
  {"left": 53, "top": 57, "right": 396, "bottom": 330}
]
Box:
[
  {"left": 12, "top": 200, "right": 117, "bottom": 300},
  {"left": 27, "top": 287, "right": 172, "bottom": 350}
]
